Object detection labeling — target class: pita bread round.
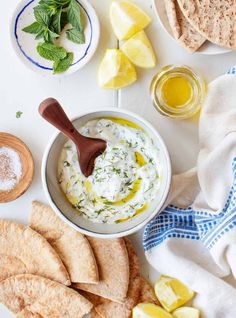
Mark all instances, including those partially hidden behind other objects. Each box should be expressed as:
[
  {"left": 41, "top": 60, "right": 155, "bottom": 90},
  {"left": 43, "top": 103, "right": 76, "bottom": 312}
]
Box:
[
  {"left": 0, "top": 220, "right": 70, "bottom": 285},
  {"left": 177, "top": 0, "right": 236, "bottom": 49},
  {"left": 30, "top": 201, "right": 99, "bottom": 284},
  {"left": 94, "top": 238, "right": 141, "bottom": 318},
  {"left": 0, "top": 274, "right": 92, "bottom": 318},
  {"left": 75, "top": 237, "right": 129, "bottom": 303},
  {"left": 165, "top": 0, "right": 205, "bottom": 52}
]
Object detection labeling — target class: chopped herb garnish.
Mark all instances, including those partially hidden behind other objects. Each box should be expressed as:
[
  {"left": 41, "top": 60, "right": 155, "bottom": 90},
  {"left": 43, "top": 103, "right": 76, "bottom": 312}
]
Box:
[
  {"left": 63, "top": 160, "right": 70, "bottom": 167},
  {"left": 16, "top": 111, "right": 23, "bottom": 118}
]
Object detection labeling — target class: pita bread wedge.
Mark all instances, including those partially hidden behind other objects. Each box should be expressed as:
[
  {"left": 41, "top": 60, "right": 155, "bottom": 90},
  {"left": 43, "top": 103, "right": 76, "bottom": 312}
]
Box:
[
  {"left": 177, "top": 0, "right": 236, "bottom": 49},
  {"left": 93, "top": 278, "right": 158, "bottom": 318},
  {"left": 94, "top": 238, "right": 141, "bottom": 318},
  {"left": 0, "top": 220, "right": 70, "bottom": 285},
  {"left": 0, "top": 274, "right": 92, "bottom": 318},
  {"left": 139, "top": 277, "right": 160, "bottom": 305},
  {"left": 75, "top": 237, "right": 129, "bottom": 303},
  {"left": 30, "top": 201, "right": 98, "bottom": 284},
  {"left": 165, "top": 0, "right": 205, "bottom": 52},
  {"left": 79, "top": 290, "right": 103, "bottom": 307},
  {"left": 91, "top": 309, "right": 101, "bottom": 318}
]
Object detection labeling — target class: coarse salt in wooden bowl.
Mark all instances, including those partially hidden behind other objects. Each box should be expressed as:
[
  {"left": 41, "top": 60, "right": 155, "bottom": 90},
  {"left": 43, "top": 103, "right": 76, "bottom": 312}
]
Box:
[{"left": 0, "top": 133, "right": 34, "bottom": 203}]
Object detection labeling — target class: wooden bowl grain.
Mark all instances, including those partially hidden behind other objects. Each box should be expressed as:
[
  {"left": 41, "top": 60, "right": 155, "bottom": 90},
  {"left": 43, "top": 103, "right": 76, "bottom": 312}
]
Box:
[{"left": 0, "top": 133, "right": 34, "bottom": 203}]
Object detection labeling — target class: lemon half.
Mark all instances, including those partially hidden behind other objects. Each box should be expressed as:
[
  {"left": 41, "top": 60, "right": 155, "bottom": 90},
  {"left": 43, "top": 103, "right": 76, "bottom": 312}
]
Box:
[
  {"left": 98, "top": 49, "right": 137, "bottom": 89},
  {"left": 133, "top": 303, "right": 173, "bottom": 318},
  {"left": 154, "top": 276, "right": 195, "bottom": 312},
  {"left": 121, "top": 30, "right": 156, "bottom": 68},
  {"left": 173, "top": 307, "right": 200, "bottom": 318},
  {"left": 110, "top": 0, "right": 151, "bottom": 40}
]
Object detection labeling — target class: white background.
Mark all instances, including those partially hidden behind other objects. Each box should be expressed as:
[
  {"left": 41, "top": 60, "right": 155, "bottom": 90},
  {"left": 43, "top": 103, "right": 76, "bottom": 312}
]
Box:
[{"left": 1, "top": 0, "right": 236, "bottom": 316}]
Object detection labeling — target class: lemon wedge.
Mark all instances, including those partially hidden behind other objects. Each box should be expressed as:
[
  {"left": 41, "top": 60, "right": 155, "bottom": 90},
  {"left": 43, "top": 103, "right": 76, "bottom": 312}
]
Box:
[
  {"left": 173, "top": 307, "right": 200, "bottom": 318},
  {"left": 110, "top": 0, "right": 151, "bottom": 40},
  {"left": 154, "top": 276, "right": 195, "bottom": 312},
  {"left": 98, "top": 49, "right": 137, "bottom": 89},
  {"left": 121, "top": 30, "right": 156, "bottom": 68},
  {"left": 133, "top": 303, "right": 173, "bottom": 318}
]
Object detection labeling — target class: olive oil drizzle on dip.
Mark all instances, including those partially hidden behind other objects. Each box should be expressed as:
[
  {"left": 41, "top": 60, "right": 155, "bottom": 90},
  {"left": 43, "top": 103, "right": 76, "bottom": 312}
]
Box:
[{"left": 58, "top": 118, "right": 161, "bottom": 224}]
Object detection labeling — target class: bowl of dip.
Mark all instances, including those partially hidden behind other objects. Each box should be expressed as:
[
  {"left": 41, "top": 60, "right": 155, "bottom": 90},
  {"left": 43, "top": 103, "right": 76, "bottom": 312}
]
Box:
[{"left": 42, "top": 108, "right": 171, "bottom": 238}]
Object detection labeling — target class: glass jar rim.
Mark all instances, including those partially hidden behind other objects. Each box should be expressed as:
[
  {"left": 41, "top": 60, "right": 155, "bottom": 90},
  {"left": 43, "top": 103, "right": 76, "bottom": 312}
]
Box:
[{"left": 150, "top": 65, "right": 206, "bottom": 119}]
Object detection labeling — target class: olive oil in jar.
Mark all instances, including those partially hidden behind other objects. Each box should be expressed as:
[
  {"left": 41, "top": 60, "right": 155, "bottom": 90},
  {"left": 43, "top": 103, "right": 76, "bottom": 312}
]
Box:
[{"left": 150, "top": 65, "right": 206, "bottom": 119}]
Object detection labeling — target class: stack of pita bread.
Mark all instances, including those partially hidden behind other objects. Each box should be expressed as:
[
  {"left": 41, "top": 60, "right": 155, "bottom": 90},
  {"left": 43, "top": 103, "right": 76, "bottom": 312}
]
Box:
[
  {"left": 164, "top": 0, "right": 236, "bottom": 53},
  {"left": 0, "top": 201, "right": 159, "bottom": 318}
]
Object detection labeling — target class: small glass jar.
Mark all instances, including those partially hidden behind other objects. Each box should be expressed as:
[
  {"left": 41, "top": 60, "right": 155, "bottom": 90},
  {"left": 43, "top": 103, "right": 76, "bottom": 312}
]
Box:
[{"left": 150, "top": 65, "right": 206, "bottom": 119}]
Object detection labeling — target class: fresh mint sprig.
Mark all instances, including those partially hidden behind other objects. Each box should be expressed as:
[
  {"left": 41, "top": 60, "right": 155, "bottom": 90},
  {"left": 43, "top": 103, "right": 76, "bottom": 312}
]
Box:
[{"left": 22, "top": 0, "right": 85, "bottom": 73}]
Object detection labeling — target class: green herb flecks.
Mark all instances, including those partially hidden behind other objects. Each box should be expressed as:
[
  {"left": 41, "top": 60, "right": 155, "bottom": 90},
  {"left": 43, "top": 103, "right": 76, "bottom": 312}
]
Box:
[
  {"left": 63, "top": 160, "right": 71, "bottom": 167},
  {"left": 16, "top": 111, "right": 23, "bottom": 118},
  {"left": 22, "top": 0, "right": 85, "bottom": 74}
]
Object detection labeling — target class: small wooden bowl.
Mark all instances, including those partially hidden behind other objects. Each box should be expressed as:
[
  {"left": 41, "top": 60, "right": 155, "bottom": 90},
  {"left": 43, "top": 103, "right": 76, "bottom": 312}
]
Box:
[{"left": 0, "top": 133, "right": 34, "bottom": 203}]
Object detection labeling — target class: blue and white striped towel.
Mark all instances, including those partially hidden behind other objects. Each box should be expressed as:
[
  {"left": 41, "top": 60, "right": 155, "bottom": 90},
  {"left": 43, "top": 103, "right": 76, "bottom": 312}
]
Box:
[{"left": 143, "top": 68, "right": 236, "bottom": 318}]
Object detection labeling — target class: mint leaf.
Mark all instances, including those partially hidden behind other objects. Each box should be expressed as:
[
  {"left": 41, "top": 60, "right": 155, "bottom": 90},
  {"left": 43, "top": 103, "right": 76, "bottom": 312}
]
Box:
[
  {"left": 34, "top": 6, "right": 50, "bottom": 26},
  {"left": 38, "top": 3, "right": 58, "bottom": 16},
  {"left": 51, "top": 8, "right": 62, "bottom": 34},
  {"left": 60, "top": 11, "right": 68, "bottom": 30},
  {"left": 67, "top": 0, "right": 83, "bottom": 32},
  {"left": 35, "top": 29, "right": 45, "bottom": 40},
  {"left": 40, "top": 0, "right": 70, "bottom": 6},
  {"left": 37, "top": 42, "right": 67, "bottom": 61},
  {"left": 66, "top": 28, "right": 85, "bottom": 44},
  {"left": 16, "top": 111, "right": 23, "bottom": 119},
  {"left": 53, "top": 52, "right": 73, "bottom": 73},
  {"left": 47, "top": 29, "right": 59, "bottom": 42},
  {"left": 22, "top": 22, "right": 43, "bottom": 34}
]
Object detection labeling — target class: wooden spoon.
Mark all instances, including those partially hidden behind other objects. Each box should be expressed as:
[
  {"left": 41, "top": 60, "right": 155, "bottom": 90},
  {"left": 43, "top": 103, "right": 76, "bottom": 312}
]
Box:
[{"left": 39, "top": 98, "right": 107, "bottom": 177}]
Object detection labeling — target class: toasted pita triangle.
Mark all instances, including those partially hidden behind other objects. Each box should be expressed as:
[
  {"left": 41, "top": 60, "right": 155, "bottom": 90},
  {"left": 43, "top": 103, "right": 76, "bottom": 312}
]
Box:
[
  {"left": 139, "top": 277, "right": 160, "bottom": 305},
  {"left": 0, "top": 220, "right": 70, "bottom": 285},
  {"left": 91, "top": 309, "right": 101, "bottom": 318},
  {"left": 177, "top": 0, "right": 236, "bottom": 49},
  {"left": 93, "top": 278, "right": 159, "bottom": 318},
  {"left": 94, "top": 238, "right": 141, "bottom": 318},
  {"left": 165, "top": 0, "right": 205, "bottom": 52},
  {"left": 75, "top": 237, "right": 129, "bottom": 303},
  {"left": 0, "top": 274, "right": 92, "bottom": 318},
  {"left": 30, "top": 201, "right": 99, "bottom": 284}
]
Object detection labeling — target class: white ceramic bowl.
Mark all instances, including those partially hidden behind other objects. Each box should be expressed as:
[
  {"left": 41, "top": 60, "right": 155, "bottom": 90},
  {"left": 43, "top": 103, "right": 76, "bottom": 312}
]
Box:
[
  {"left": 153, "top": 0, "right": 231, "bottom": 55},
  {"left": 42, "top": 108, "right": 172, "bottom": 238},
  {"left": 11, "top": 0, "right": 100, "bottom": 75}
]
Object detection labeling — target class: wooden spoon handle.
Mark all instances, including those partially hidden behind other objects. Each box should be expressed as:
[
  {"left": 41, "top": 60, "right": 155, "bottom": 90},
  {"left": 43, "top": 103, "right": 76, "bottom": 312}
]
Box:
[{"left": 39, "top": 98, "right": 81, "bottom": 143}]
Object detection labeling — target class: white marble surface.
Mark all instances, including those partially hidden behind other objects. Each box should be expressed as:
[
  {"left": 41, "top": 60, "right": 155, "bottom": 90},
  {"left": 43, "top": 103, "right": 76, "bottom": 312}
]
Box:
[{"left": 1, "top": 0, "right": 236, "bottom": 316}]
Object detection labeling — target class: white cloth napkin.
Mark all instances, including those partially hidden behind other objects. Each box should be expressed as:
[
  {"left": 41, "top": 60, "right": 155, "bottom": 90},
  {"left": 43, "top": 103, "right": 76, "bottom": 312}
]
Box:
[{"left": 143, "top": 67, "right": 236, "bottom": 318}]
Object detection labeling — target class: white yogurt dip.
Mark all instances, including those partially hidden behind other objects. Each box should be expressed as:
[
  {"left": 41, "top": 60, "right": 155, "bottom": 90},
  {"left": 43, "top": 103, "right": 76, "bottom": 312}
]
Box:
[{"left": 58, "top": 118, "right": 161, "bottom": 224}]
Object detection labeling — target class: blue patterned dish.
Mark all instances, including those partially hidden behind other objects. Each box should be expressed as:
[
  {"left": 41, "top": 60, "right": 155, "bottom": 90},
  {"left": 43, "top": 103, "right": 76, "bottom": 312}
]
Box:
[{"left": 11, "top": 0, "right": 100, "bottom": 75}]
